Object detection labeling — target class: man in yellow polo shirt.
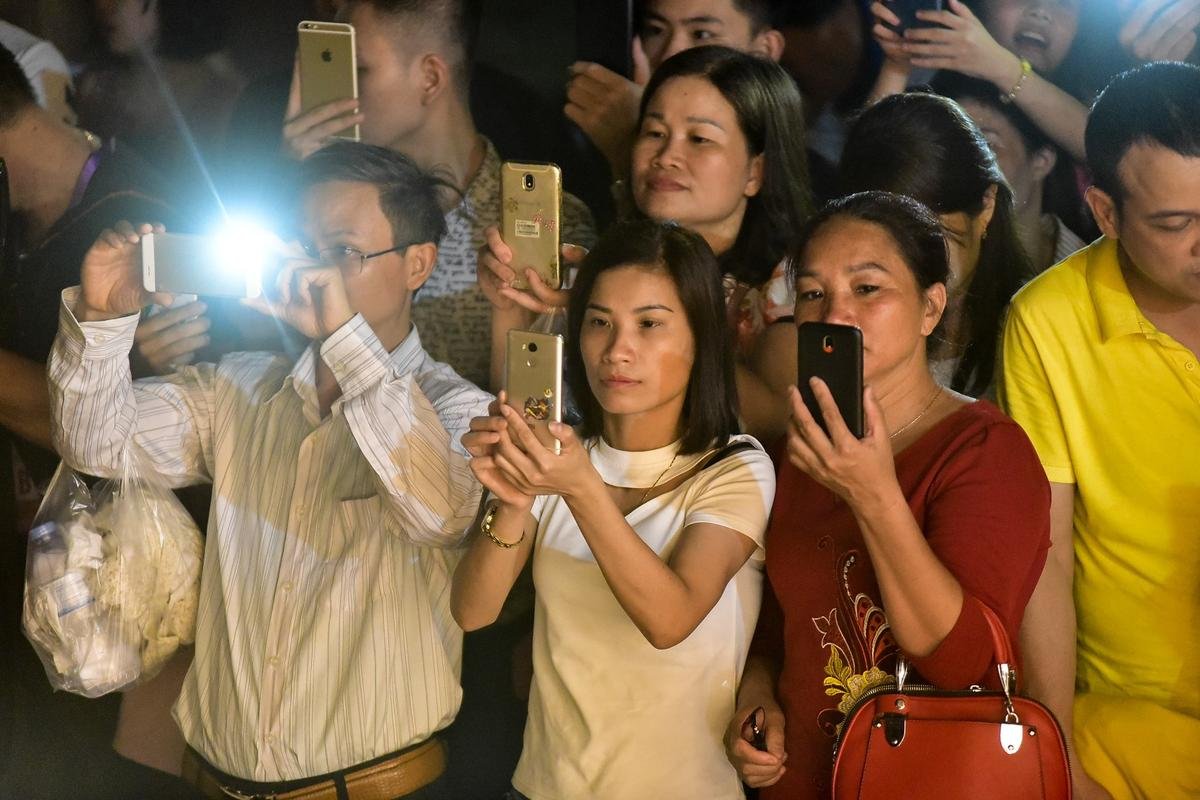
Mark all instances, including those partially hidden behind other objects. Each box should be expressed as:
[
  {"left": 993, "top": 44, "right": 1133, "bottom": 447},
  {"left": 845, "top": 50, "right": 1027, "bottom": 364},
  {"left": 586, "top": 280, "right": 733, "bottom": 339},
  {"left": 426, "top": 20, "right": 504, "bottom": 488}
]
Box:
[{"left": 1000, "top": 62, "right": 1200, "bottom": 800}]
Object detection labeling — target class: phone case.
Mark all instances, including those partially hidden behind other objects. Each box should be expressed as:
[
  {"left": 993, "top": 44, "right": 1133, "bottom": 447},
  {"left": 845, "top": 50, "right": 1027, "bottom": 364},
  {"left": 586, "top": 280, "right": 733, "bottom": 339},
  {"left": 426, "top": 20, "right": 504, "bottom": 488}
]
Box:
[
  {"left": 297, "top": 21, "right": 359, "bottom": 141},
  {"left": 886, "top": 0, "right": 945, "bottom": 32},
  {"left": 506, "top": 330, "right": 564, "bottom": 452},
  {"left": 501, "top": 162, "right": 562, "bottom": 291},
  {"left": 141, "top": 232, "right": 262, "bottom": 299},
  {"left": 797, "top": 322, "right": 864, "bottom": 438}
]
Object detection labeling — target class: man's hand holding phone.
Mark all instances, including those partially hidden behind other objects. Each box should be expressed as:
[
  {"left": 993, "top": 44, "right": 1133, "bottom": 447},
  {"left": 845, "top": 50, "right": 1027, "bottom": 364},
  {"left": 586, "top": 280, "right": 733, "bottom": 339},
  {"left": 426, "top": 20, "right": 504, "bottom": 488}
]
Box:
[
  {"left": 243, "top": 244, "right": 354, "bottom": 339},
  {"left": 564, "top": 37, "right": 651, "bottom": 176},
  {"left": 282, "top": 56, "right": 364, "bottom": 161},
  {"left": 78, "top": 221, "right": 174, "bottom": 322},
  {"left": 477, "top": 225, "right": 584, "bottom": 316}
]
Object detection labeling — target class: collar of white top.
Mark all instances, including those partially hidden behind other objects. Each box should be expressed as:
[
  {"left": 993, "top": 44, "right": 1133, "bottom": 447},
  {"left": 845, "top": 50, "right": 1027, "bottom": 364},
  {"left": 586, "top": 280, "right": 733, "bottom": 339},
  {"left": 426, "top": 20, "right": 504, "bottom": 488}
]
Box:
[{"left": 589, "top": 437, "right": 702, "bottom": 489}]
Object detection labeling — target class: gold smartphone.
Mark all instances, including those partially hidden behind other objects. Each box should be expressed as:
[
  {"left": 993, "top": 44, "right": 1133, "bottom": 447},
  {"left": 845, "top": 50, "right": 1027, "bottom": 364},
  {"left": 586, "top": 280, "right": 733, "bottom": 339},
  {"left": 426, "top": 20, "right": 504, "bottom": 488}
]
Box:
[
  {"left": 505, "top": 329, "right": 564, "bottom": 453},
  {"left": 501, "top": 162, "right": 562, "bottom": 291},
  {"left": 297, "top": 21, "right": 359, "bottom": 141}
]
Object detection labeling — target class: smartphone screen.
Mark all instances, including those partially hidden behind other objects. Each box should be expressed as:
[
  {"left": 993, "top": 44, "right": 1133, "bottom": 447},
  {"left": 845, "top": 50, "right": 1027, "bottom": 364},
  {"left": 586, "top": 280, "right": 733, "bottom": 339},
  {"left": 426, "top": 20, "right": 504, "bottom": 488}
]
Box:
[
  {"left": 297, "top": 21, "right": 359, "bottom": 141},
  {"left": 501, "top": 162, "right": 563, "bottom": 291},
  {"left": 886, "top": 0, "right": 945, "bottom": 32},
  {"left": 797, "top": 322, "right": 864, "bottom": 438},
  {"left": 506, "top": 330, "right": 564, "bottom": 452},
  {"left": 141, "top": 232, "right": 263, "bottom": 299}
]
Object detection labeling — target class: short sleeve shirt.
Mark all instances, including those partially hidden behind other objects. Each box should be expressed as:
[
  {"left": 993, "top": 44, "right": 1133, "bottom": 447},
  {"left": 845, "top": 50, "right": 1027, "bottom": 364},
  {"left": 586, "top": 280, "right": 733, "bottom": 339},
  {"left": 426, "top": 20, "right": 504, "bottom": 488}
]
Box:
[
  {"left": 513, "top": 435, "right": 776, "bottom": 800},
  {"left": 999, "top": 237, "right": 1200, "bottom": 720}
]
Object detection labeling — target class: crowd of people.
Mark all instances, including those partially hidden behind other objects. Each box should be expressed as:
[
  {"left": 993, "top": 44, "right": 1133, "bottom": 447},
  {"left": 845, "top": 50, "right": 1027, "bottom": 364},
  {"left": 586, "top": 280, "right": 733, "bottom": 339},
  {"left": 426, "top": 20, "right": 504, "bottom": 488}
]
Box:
[{"left": 0, "top": 1, "right": 1197, "bottom": 799}]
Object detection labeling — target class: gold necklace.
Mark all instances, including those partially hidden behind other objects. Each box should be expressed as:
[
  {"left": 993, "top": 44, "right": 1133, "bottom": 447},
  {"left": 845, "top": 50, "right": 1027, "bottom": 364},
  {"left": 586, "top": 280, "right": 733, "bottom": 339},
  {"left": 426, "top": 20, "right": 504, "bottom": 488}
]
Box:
[
  {"left": 889, "top": 386, "right": 943, "bottom": 440},
  {"left": 638, "top": 452, "right": 680, "bottom": 507}
]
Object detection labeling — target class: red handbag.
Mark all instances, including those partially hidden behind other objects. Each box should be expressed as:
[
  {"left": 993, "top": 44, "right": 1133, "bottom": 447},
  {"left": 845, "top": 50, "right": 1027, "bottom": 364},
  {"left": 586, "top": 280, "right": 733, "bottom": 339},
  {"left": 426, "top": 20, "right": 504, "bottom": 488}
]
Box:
[{"left": 831, "top": 604, "right": 1072, "bottom": 799}]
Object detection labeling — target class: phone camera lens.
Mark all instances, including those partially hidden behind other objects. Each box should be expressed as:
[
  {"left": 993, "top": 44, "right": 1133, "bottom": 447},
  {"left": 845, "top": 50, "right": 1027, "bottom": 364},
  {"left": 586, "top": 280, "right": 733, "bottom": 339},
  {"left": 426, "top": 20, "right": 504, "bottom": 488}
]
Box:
[
  {"left": 523, "top": 174, "right": 535, "bottom": 191},
  {"left": 528, "top": 342, "right": 538, "bottom": 353}
]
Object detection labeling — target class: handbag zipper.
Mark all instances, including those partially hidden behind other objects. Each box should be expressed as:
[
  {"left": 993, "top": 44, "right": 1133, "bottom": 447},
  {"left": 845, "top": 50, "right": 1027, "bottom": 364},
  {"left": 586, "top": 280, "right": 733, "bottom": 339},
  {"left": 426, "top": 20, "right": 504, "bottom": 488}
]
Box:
[{"left": 829, "top": 680, "right": 1074, "bottom": 786}]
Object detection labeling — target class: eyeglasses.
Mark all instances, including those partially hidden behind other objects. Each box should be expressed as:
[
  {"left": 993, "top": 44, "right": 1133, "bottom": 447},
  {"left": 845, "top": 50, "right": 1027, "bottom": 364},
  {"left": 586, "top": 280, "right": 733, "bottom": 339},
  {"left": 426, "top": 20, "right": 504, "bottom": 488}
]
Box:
[{"left": 304, "top": 242, "right": 414, "bottom": 274}]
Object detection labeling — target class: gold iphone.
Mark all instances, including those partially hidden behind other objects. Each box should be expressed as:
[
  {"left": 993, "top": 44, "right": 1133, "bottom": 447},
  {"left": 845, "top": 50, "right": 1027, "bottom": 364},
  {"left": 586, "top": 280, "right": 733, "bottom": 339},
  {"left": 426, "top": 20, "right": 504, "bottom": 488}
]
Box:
[
  {"left": 297, "top": 21, "right": 359, "bottom": 141},
  {"left": 505, "top": 329, "right": 564, "bottom": 453},
  {"left": 501, "top": 162, "right": 562, "bottom": 291}
]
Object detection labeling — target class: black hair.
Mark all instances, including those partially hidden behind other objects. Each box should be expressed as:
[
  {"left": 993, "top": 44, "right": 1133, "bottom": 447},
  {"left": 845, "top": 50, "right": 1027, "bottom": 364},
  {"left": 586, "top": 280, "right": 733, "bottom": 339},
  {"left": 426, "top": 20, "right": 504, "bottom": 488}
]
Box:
[
  {"left": 788, "top": 190, "right": 949, "bottom": 294},
  {"left": 0, "top": 44, "right": 36, "bottom": 128},
  {"left": 839, "top": 92, "right": 1031, "bottom": 397},
  {"left": 567, "top": 219, "right": 739, "bottom": 454},
  {"left": 636, "top": 45, "right": 813, "bottom": 288},
  {"left": 1086, "top": 61, "right": 1200, "bottom": 209},
  {"left": 931, "top": 72, "right": 1090, "bottom": 243},
  {"left": 637, "top": 0, "right": 779, "bottom": 33},
  {"left": 732, "top": 0, "right": 779, "bottom": 33},
  {"left": 297, "top": 141, "right": 451, "bottom": 248},
  {"left": 345, "top": 0, "right": 471, "bottom": 94}
]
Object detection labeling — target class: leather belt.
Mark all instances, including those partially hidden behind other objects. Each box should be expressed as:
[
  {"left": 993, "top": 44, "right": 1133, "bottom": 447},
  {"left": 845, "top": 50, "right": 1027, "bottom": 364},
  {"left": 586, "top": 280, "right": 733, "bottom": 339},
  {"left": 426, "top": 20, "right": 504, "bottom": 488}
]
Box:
[{"left": 181, "top": 738, "right": 446, "bottom": 800}]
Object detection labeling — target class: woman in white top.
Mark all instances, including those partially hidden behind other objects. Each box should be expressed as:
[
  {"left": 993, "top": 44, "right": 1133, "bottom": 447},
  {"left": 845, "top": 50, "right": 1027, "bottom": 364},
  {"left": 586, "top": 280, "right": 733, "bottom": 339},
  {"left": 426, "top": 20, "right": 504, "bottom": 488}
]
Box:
[{"left": 452, "top": 219, "right": 776, "bottom": 800}]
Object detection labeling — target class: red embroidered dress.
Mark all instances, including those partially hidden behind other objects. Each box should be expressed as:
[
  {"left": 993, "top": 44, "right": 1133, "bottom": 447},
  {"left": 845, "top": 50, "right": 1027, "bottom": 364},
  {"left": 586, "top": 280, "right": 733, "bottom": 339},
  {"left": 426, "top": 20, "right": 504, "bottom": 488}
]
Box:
[{"left": 753, "top": 401, "right": 1050, "bottom": 799}]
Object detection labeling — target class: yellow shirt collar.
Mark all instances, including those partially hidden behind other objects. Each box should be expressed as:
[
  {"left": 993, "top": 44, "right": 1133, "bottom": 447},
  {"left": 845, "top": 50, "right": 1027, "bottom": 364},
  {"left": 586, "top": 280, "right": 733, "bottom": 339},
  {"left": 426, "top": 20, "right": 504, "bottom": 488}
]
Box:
[{"left": 1086, "top": 237, "right": 1156, "bottom": 343}]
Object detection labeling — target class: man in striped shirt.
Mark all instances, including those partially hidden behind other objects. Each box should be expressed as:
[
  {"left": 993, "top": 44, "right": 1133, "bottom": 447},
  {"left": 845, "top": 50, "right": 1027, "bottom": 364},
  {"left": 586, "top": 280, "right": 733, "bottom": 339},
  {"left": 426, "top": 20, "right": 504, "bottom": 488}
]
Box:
[{"left": 48, "top": 142, "right": 492, "bottom": 799}]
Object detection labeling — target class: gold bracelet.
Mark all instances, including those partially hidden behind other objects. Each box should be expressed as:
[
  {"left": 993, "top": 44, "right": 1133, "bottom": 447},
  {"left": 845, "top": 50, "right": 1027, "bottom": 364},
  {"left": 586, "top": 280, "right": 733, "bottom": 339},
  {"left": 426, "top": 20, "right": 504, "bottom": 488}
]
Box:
[
  {"left": 480, "top": 500, "right": 524, "bottom": 549},
  {"left": 1001, "top": 57, "right": 1032, "bottom": 104}
]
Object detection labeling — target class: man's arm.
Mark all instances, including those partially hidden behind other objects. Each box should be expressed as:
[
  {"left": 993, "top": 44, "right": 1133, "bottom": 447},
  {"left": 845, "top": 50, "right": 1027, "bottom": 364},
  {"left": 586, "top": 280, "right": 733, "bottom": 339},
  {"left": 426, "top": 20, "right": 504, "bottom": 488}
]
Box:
[
  {"left": 1019, "top": 481, "right": 1077, "bottom": 724},
  {"left": 1019, "top": 482, "right": 1114, "bottom": 800},
  {"left": 322, "top": 318, "right": 492, "bottom": 547},
  {"left": 0, "top": 350, "right": 51, "bottom": 450},
  {"left": 48, "top": 290, "right": 215, "bottom": 485},
  {"left": 48, "top": 224, "right": 216, "bottom": 484}
]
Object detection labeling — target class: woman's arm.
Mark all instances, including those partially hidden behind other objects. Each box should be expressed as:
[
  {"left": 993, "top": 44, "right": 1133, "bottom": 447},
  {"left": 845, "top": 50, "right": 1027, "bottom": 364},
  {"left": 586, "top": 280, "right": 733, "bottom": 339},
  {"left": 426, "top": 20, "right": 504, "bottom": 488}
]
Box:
[
  {"left": 566, "top": 488, "right": 760, "bottom": 649},
  {"left": 451, "top": 500, "right": 537, "bottom": 630},
  {"left": 492, "top": 408, "right": 772, "bottom": 650},
  {"left": 787, "top": 383, "right": 965, "bottom": 656},
  {"left": 900, "top": 0, "right": 1087, "bottom": 160},
  {"left": 450, "top": 399, "right": 539, "bottom": 629}
]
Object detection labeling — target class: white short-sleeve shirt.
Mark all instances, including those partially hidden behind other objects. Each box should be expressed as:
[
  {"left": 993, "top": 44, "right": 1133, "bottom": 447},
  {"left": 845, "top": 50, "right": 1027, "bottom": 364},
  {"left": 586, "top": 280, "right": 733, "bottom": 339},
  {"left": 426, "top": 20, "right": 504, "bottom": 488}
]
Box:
[{"left": 513, "top": 434, "right": 776, "bottom": 800}]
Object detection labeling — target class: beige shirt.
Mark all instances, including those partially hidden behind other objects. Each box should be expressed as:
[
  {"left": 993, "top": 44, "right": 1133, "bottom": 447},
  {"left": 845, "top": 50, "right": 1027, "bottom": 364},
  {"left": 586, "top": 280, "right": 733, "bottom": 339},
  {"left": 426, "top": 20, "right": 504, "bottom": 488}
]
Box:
[
  {"left": 513, "top": 435, "right": 776, "bottom": 800},
  {"left": 48, "top": 289, "right": 492, "bottom": 781}
]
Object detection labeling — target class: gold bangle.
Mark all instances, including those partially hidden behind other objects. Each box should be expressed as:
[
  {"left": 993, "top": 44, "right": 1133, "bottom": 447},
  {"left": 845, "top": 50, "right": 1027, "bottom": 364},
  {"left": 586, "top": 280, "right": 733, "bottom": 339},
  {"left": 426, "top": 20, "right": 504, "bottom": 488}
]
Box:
[
  {"left": 480, "top": 500, "right": 524, "bottom": 549},
  {"left": 1001, "top": 58, "right": 1032, "bottom": 104}
]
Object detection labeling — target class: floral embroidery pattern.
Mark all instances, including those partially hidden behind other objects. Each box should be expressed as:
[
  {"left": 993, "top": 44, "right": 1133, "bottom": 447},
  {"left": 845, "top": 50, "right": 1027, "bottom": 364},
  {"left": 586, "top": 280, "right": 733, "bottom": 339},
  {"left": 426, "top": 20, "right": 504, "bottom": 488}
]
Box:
[{"left": 812, "top": 549, "right": 899, "bottom": 737}]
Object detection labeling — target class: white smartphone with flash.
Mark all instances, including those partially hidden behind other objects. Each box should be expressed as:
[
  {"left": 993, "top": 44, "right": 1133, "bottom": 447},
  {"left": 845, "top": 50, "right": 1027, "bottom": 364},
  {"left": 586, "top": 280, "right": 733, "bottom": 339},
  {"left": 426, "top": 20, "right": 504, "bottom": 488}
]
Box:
[{"left": 141, "top": 232, "right": 263, "bottom": 299}]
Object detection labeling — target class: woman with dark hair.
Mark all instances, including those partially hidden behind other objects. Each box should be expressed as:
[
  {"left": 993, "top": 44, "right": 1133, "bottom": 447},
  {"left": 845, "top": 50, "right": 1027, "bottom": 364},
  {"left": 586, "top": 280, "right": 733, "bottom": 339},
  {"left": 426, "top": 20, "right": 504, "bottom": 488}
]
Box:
[
  {"left": 724, "top": 191, "right": 1050, "bottom": 798},
  {"left": 932, "top": 72, "right": 1091, "bottom": 274},
  {"left": 453, "top": 219, "right": 776, "bottom": 800},
  {"left": 480, "top": 45, "right": 813, "bottom": 440},
  {"left": 839, "top": 90, "right": 1032, "bottom": 397}
]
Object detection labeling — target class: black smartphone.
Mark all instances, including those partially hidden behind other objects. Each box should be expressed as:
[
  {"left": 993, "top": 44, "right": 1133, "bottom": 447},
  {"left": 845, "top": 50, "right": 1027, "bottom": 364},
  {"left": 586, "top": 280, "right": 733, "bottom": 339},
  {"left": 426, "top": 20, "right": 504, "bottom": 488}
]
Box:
[
  {"left": 886, "top": 0, "right": 945, "bottom": 32},
  {"left": 576, "top": 0, "right": 633, "bottom": 76},
  {"left": 748, "top": 707, "right": 768, "bottom": 752},
  {"left": 797, "top": 322, "right": 864, "bottom": 438}
]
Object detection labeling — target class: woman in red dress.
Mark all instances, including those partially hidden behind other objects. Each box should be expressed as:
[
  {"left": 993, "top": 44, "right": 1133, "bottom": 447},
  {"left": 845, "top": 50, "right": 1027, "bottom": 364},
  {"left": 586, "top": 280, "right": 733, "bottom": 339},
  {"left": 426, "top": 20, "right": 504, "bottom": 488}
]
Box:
[{"left": 725, "top": 191, "right": 1051, "bottom": 798}]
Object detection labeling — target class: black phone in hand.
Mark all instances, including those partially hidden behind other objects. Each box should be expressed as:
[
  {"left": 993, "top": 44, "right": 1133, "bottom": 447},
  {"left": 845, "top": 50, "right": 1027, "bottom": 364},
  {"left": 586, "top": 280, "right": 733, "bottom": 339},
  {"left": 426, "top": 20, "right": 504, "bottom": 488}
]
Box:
[{"left": 797, "top": 322, "right": 865, "bottom": 438}]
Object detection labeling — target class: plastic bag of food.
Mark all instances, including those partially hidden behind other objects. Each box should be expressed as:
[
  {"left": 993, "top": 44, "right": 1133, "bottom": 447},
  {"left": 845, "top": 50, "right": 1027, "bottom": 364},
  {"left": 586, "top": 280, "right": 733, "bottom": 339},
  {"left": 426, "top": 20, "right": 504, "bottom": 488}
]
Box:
[{"left": 22, "top": 451, "right": 203, "bottom": 697}]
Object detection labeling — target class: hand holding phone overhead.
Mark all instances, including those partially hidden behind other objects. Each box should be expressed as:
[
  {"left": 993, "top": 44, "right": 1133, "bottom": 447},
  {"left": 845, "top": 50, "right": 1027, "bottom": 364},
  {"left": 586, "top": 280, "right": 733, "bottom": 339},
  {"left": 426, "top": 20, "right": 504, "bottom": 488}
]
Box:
[{"left": 284, "top": 21, "right": 362, "bottom": 159}]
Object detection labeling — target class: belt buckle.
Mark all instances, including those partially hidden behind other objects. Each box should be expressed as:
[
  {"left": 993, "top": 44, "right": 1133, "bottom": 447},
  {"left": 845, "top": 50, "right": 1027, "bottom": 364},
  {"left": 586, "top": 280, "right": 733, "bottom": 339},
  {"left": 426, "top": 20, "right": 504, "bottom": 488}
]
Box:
[{"left": 220, "top": 786, "right": 276, "bottom": 800}]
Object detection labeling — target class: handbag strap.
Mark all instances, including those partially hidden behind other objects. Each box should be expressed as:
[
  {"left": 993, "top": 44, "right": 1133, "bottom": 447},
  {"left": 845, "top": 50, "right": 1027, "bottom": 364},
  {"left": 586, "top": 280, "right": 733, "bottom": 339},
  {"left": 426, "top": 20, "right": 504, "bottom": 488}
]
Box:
[
  {"left": 977, "top": 602, "right": 1020, "bottom": 698},
  {"left": 896, "top": 601, "right": 1019, "bottom": 696}
]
